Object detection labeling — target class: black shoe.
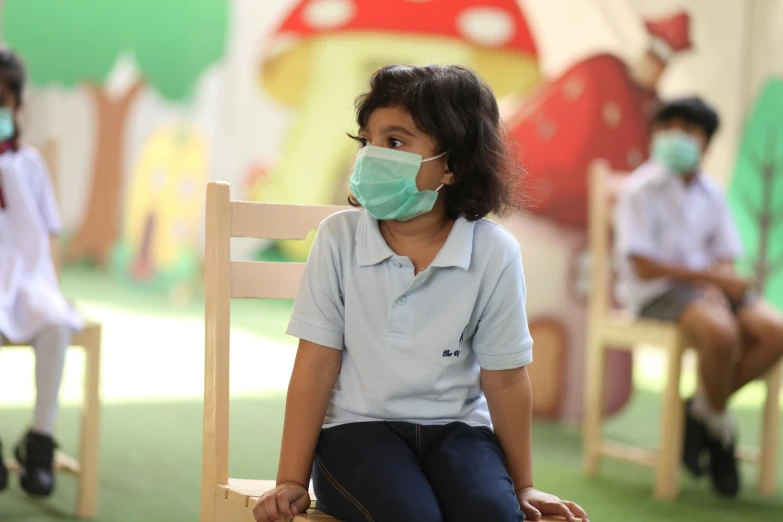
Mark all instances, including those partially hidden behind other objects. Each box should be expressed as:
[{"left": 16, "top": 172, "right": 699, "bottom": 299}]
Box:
[
  {"left": 0, "top": 439, "right": 8, "bottom": 492},
  {"left": 683, "top": 399, "right": 708, "bottom": 477},
  {"left": 705, "top": 430, "right": 740, "bottom": 497},
  {"left": 14, "top": 430, "right": 58, "bottom": 497}
]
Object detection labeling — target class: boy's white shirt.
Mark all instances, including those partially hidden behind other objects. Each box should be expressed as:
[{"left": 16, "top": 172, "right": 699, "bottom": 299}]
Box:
[{"left": 0, "top": 146, "right": 83, "bottom": 342}]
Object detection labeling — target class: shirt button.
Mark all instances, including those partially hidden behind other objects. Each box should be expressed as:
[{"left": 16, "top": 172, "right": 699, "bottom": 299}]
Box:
[
  {"left": 397, "top": 296, "right": 406, "bottom": 305},
  {"left": 393, "top": 261, "right": 402, "bottom": 268}
]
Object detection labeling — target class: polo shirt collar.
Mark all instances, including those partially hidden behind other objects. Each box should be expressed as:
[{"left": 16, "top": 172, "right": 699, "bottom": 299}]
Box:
[
  {"left": 649, "top": 160, "right": 708, "bottom": 192},
  {"left": 356, "top": 210, "right": 475, "bottom": 270}
]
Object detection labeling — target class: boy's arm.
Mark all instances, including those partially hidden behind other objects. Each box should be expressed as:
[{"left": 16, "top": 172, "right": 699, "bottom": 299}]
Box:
[
  {"left": 276, "top": 339, "right": 342, "bottom": 487},
  {"left": 481, "top": 366, "right": 533, "bottom": 490}
]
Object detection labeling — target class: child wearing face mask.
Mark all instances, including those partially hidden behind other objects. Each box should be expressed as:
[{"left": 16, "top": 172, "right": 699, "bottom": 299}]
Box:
[
  {"left": 252, "top": 64, "right": 588, "bottom": 522},
  {"left": 614, "top": 96, "right": 783, "bottom": 498},
  {"left": 0, "top": 47, "right": 83, "bottom": 498}
]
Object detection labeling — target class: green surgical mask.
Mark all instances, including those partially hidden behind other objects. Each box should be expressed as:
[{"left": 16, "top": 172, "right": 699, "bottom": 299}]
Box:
[
  {"left": 652, "top": 130, "right": 702, "bottom": 175},
  {"left": 0, "top": 108, "right": 15, "bottom": 141},
  {"left": 349, "top": 145, "right": 447, "bottom": 221}
]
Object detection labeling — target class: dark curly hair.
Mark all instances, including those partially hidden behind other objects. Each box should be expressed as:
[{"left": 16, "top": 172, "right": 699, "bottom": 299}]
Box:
[{"left": 349, "top": 64, "right": 524, "bottom": 220}]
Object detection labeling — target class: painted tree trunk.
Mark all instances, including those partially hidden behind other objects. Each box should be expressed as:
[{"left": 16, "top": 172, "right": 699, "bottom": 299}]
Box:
[{"left": 66, "top": 81, "right": 143, "bottom": 265}]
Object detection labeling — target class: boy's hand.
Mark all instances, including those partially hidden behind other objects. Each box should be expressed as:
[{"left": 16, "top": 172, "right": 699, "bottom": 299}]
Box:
[
  {"left": 517, "top": 487, "right": 588, "bottom": 522},
  {"left": 252, "top": 482, "right": 310, "bottom": 522},
  {"left": 708, "top": 271, "right": 749, "bottom": 302}
]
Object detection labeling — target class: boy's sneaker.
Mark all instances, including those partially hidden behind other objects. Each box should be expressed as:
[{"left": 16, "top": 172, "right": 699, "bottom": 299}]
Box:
[
  {"left": 706, "top": 430, "right": 740, "bottom": 497},
  {"left": 682, "top": 398, "right": 708, "bottom": 477},
  {"left": 14, "top": 430, "right": 58, "bottom": 497},
  {"left": 0, "top": 438, "right": 8, "bottom": 492}
]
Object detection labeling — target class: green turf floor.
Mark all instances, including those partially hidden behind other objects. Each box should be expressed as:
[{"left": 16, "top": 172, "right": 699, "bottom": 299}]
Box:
[{"left": 0, "top": 267, "right": 781, "bottom": 521}]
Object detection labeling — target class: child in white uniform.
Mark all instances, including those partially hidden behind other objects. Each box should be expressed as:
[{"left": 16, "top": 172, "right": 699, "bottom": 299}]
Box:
[{"left": 0, "top": 47, "right": 83, "bottom": 497}]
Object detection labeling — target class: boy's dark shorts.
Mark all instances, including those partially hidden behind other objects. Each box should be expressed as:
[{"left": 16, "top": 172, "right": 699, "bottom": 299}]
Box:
[{"left": 639, "top": 282, "right": 758, "bottom": 322}]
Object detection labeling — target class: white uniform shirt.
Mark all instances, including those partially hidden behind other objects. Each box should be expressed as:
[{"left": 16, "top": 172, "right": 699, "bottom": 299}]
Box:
[
  {"left": 287, "top": 209, "right": 533, "bottom": 428},
  {"left": 0, "top": 147, "right": 83, "bottom": 342},
  {"left": 613, "top": 160, "right": 744, "bottom": 314}
]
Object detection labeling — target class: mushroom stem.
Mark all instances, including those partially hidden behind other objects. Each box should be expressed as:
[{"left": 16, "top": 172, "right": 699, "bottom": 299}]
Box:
[{"left": 630, "top": 50, "right": 666, "bottom": 90}]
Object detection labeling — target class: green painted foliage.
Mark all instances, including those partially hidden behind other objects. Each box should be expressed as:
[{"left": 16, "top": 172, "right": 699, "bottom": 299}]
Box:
[
  {"left": 2, "top": 0, "right": 228, "bottom": 100},
  {"left": 728, "top": 77, "right": 783, "bottom": 309}
]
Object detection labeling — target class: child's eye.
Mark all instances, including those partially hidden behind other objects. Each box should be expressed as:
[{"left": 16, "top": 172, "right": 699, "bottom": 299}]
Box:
[
  {"left": 389, "top": 138, "right": 404, "bottom": 148},
  {"left": 349, "top": 134, "right": 369, "bottom": 148}
]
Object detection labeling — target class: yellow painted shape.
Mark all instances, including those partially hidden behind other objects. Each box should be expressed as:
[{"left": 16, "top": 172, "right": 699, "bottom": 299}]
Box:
[{"left": 123, "top": 124, "right": 209, "bottom": 269}]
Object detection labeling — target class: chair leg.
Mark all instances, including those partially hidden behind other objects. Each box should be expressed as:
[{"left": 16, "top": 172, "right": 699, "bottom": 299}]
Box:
[
  {"left": 584, "top": 328, "right": 606, "bottom": 476},
  {"left": 655, "top": 334, "right": 685, "bottom": 500},
  {"left": 76, "top": 326, "right": 102, "bottom": 518},
  {"left": 758, "top": 362, "right": 782, "bottom": 495}
]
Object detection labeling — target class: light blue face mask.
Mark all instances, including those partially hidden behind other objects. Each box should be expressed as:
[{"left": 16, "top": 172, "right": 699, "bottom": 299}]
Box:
[
  {"left": 349, "top": 145, "right": 448, "bottom": 221},
  {"left": 652, "top": 130, "right": 702, "bottom": 175},
  {"left": 0, "top": 108, "right": 15, "bottom": 141}
]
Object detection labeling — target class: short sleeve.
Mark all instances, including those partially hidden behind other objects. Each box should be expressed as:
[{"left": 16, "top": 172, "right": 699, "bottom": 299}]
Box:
[
  {"left": 285, "top": 225, "right": 345, "bottom": 350},
  {"left": 29, "top": 150, "right": 63, "bottom": 234},
  {"left": 713, "top": 198, "right": 743, "bottom": 261},
  {"left": 614, "top": 189, "right": 656, "bottom": 259},
  {"left": 472, "top": 251, "right": 534, "bottom": 370}
]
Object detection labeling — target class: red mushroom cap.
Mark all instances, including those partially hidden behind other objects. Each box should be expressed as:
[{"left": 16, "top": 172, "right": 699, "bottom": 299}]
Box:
[
  {"left": 274, "top": 0, "right": 538, "bottom": 56},
  {"left": 645, "top": 11, "right": 692, "bottom": 61}
]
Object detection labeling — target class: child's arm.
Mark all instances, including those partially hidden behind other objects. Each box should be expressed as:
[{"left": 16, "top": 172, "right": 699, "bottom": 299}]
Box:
[
  {"left": 483, "top": 367, "right": 589, "bottom": 522},
  {"left": 481, "top": 366, "right": 533, "bottom": 490},
  {"left": 276, "top": 339, "right": 342, "bottom": 487},
  {"left": 49, "top": 235, "right": 61, "bottom": 279}
]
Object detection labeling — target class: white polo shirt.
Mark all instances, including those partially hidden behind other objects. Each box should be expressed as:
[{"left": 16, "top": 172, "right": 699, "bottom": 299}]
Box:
[
  {"left": 613, "top": 160, "right": 744, "bottom": 314},
  {"left": 0, "top": 147, "right": 83, "bottom": 342},
  {"left": 287, "top": 209, "right": 533, "bottom": 428}
]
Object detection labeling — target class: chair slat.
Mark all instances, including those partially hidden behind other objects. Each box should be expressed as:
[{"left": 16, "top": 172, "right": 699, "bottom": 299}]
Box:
[
  {"left": 231, "top": 261, "right": 305, "bottom": 299},
  {"left": 231, "top": 202, "right": 351, "bottom": 240}
]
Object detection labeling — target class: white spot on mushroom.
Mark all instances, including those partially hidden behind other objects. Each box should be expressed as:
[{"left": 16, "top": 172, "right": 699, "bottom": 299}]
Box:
[
  {"left": 627, "top": 148, "right": 644, "bottom": 168},
  {"left": 457, "top": 7, "right": 516, "bottom": 48},
  {"left": 303, "top": 0, "right": 356, "bottom": 31},
  {"left": 537, "top": 119, "right": 556, "bottom": 142},
  {"left": 562, "top": 76, "right": 584, "bottom": 101},
  {"left": 602, "top": 102, "right": 622, "bottom": 128}
]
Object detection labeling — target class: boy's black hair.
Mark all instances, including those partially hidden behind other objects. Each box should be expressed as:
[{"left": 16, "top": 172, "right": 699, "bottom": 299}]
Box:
[
  {"left": 349, "top": 64, "right": 523, "bottom": 220},
  {"left": 652, "top": 96, "right": 720, "bottom": 140},
  {"left": 0, "top": 46, "right": 25, "bottom": 104}
]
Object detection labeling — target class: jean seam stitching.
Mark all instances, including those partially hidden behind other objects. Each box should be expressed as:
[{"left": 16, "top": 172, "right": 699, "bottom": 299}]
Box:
[
  {"left": 316, "top": 454, "right": 375, "bottom": 522},
  {"left": 416, "top": 424, "right": 421, "bottom": 456}
]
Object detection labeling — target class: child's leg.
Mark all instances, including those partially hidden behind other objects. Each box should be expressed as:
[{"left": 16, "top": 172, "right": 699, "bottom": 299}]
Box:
[
  {"left": 422, "top": 423, "right": 523, "bottom": 522},
  {"left": 732, "top": 300, "right": 783, "bottom": 392},
  {"left": 312, "top": 422, "right": 442, "bottom": 522},
  {"left": 31, "top": 324, "right": 70, "bottom": 435}
]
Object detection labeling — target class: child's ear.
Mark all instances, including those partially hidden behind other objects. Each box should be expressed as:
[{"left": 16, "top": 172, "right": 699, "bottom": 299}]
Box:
[{"left": 440, "top": 173, "right": 454, "bottom": 185}]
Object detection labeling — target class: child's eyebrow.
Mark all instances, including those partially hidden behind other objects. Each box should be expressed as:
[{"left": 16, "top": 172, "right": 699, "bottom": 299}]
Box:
[{"left": 382, "top": 125, "right": 416, "bottom": 137}]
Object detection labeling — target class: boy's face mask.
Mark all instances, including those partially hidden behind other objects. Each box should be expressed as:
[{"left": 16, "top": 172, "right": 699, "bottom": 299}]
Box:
[
  {"left": 349, "top": 145, "right": 447, "bottom": 221},
  {"left": 651, "top": 129, "right": 702, "bottom": 175},
  {"left": 0, "top": 108, "right": 15, "bottom": 142}
]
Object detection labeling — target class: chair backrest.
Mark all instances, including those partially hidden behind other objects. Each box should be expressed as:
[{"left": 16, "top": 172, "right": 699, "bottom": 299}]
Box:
[
  {"left": 201, "top": 181, "right": 349, "bottom": 520},
  {"left": 587, "top": 160, "right": 628, "bottom": 321}
]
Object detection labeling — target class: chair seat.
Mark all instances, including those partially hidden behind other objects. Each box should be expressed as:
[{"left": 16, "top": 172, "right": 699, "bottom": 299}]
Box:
[
  {"left": 599, "top": 311, "right": 681, "bottom": 348},
  {"left": 2, "top": 320, "right": 100, "bottom": 349},
  {"left": 217, "top": 479, "right": 577, "bottom": 521}
]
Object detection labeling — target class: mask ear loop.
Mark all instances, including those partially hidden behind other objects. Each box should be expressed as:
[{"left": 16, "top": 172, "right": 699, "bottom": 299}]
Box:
[{"left": 422, "top": 151, "right": 448, "bottom": 163}]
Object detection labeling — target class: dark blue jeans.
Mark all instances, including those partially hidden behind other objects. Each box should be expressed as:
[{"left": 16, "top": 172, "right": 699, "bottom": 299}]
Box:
[{"left": 311, "top": 421, "right": 524, "bottom": 522}]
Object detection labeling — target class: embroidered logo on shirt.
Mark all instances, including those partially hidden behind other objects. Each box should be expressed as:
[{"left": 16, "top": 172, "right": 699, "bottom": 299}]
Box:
[{"left": 443, "top": 326, "right": 468, "bottom": 358}]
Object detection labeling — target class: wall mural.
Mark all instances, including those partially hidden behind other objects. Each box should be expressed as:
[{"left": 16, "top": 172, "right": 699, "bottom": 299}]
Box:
[
  {"left": 2, "top": 0, "right": 227, "bottom": 266},
  {"left": 729, "top": 77, "right": 783, "bottom": 309},
  {"left": 111, "top": 124, "right": 208, "bottom": 297}
]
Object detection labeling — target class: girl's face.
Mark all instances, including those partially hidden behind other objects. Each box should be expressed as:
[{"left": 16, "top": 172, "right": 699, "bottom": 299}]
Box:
[{"left": 356, "top": 106, "right": 451, "bottom": 192}]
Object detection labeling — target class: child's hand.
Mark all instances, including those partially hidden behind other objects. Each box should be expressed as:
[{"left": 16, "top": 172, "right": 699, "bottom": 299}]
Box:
[
  {"left": 516, "top": 487, "right": 588, "bottom": 522},
  {"left": 252, "top": 482, "right": 310, "bottom": 522}
]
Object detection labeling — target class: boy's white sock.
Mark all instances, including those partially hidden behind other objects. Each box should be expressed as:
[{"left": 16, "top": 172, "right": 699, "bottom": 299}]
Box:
[
  {"left": 690, "top": 391, "right": 734, "bottom": 447},
  {"left": 31, "top": 324, "right": 70, "bottom": 436}
]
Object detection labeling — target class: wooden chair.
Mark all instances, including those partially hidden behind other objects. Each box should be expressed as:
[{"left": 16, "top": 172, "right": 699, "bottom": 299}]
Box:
[
  {"left": 1, "top": 139, "right": 102, "bottom": 518},
  {"left": 201, "top": 181, "right": 576, "bottom": 522},
  {"left": 583, "top": 159, "right": 783, "bottom": 499}
]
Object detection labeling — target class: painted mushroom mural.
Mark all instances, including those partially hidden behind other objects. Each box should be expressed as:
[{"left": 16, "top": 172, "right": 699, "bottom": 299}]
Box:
[
  {"left": 252, "top": 0, "right": 541, "bottom": 259},
  {"left": 501, "top": 12, "right": 693, "bottom": 419}
]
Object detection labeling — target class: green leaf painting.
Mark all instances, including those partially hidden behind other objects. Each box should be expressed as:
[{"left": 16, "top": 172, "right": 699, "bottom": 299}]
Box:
[
  {"left": 728, "top": 77, "right": 783, "bottom": 309},
  {"left": 2, "top": 0, "right": 228, "bottom": 100}
]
